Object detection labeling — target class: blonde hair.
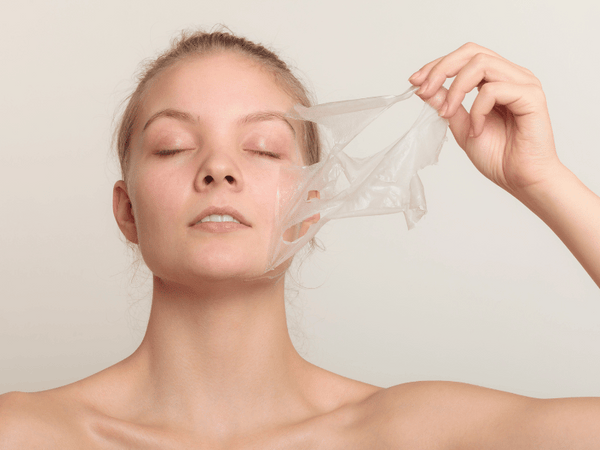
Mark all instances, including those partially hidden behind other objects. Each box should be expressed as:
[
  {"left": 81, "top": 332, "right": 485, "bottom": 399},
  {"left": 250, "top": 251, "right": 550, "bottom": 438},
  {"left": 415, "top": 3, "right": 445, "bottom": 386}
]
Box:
[{"left": 115, "top": 28, "right": 320, "bottom": 182}]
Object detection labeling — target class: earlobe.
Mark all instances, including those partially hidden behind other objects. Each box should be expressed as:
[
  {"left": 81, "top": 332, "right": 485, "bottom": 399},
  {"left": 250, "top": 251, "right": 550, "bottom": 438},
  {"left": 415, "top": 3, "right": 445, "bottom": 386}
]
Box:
[{"left": 113, "top": 180, "right": 139, "bottom": 244}]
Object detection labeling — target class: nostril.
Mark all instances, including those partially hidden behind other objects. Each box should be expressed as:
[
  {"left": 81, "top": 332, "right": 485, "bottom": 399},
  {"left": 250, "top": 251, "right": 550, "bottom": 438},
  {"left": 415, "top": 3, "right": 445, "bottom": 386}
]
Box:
[
  {"left": 204, "top": 175, "right": 214, "bottom": 185},
  {"left": 225, "top": 175, "right": 235, "bottom": 184}
]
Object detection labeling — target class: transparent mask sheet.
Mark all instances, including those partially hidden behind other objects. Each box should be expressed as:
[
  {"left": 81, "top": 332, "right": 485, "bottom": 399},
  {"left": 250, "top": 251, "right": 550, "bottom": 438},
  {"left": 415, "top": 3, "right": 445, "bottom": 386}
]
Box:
[{"left": 265, "top": 86, "right": 449, "bottom": 273}]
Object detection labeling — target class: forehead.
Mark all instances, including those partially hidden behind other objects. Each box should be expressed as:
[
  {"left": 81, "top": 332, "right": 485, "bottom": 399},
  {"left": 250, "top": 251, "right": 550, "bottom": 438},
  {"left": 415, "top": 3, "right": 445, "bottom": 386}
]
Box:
[{"left": 140, "top": 52, "right": 295, "bottom": 124}]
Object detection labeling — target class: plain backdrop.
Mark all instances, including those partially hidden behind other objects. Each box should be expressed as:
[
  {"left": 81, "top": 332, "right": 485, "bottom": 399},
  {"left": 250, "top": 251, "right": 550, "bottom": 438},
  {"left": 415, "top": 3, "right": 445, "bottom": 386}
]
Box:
[{"left": 1, "top": 0, "right": 599, "bottom": 397}]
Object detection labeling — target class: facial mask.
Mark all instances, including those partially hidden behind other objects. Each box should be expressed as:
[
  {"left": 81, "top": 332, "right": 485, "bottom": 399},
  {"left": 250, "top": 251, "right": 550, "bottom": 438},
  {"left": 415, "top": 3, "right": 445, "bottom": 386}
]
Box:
[{"left": 264, "top": 86, "right": 448, "bottom": 273}]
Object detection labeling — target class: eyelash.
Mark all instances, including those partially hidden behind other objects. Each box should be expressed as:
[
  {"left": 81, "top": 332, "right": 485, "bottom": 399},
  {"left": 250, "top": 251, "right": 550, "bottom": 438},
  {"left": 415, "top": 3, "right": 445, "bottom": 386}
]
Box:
[
  {"left": 155, "top": 149, "right": 185, "bottom": 157},
  {"left": 154, "top": 149, "right": 281, "bottom": 159},
  {"left": 249, "top": 150, "right": 281, "bottom": 159}
]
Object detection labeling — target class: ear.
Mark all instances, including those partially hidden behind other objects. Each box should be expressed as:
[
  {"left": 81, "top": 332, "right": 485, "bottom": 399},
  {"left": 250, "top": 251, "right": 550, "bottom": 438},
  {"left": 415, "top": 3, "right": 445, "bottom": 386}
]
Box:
[
  {"left": 298, "top": 190, "right": 320, "bottom": 238},
  {"left": 113, "top": 180, "right": 138, "bottom": 244}
]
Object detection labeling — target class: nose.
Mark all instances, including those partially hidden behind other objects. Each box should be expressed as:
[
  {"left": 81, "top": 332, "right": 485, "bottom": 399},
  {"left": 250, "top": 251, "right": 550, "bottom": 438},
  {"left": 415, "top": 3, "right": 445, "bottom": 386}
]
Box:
[{"left": 194, "top": 149, "right": 243, "bottom": 193}]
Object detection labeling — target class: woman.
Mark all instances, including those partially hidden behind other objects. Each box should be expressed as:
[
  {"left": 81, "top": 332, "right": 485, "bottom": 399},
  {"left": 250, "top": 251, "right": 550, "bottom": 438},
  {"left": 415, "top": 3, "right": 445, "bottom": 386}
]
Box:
[{"left": 1, "top": 30, "right": 599, "bottom": 449}]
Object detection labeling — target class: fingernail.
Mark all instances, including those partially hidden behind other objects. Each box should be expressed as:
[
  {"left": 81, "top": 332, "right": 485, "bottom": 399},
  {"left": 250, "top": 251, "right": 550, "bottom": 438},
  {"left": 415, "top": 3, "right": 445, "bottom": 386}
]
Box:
[
  {"left": 439, "top": 102, "right": 448, "bottom": 117},
  {"left": 468, "top": 125, "right": 474, "bottom": 138},
  {"left": 416, "top": 79, "right": 429, "bottom": 95}
]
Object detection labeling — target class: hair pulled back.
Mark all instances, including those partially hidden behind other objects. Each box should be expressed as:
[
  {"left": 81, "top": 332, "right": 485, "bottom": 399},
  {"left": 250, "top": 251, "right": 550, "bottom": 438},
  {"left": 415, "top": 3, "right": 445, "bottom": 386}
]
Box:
[{"left": 115, "top": 28, "right": 320, "bottom": 182}]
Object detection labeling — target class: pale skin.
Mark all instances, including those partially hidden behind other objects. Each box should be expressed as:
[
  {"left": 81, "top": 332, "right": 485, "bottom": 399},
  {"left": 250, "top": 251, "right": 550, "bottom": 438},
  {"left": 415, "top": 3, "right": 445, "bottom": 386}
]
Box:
[{"left": 1, "top": 43, "right": 599, "bottom": 449}]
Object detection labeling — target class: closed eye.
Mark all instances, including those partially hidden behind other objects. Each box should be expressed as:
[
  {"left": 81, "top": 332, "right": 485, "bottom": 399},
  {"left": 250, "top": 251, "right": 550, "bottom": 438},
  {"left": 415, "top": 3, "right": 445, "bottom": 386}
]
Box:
[
  {"left": 155, "top": 149, "right": 188, "bottom": 156},
  {"left": 248, "top": 150, "right": 281, "bottom": 159}
]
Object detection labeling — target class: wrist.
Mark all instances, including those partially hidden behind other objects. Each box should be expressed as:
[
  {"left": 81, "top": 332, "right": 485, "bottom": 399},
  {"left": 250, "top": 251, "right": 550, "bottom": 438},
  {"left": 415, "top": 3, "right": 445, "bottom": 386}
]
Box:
[
  {"left": 511, "top": 162, "right": 589, "bottom": 227},
  {"left": 509, "top": 160, "right": 572, "bottom": 209}
]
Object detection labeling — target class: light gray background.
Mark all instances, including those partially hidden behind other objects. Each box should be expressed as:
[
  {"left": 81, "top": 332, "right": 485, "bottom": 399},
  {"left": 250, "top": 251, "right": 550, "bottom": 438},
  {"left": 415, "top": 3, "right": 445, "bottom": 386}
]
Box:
[{"left": 1, "top": 0, "right": 599, "bottom": 397}]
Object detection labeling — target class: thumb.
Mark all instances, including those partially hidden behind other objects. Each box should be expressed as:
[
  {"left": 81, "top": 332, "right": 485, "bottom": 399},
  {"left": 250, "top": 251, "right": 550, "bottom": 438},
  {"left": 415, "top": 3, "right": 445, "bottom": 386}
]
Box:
[{"left": 418, "top": 86, "right": 471, "bottom": 150}]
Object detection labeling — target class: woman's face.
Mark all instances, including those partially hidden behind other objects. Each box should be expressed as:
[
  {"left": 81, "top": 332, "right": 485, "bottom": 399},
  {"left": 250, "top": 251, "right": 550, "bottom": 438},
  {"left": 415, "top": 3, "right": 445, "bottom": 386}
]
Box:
[{"left": 117, "top": 52, "right": 306, "bottom": 283}]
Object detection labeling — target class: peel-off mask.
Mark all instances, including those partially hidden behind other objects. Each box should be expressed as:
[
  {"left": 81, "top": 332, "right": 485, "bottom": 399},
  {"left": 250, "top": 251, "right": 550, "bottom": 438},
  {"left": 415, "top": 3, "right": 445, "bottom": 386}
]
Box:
[{"left": 265, "top": 86, "right": 448, "bottom": 273}]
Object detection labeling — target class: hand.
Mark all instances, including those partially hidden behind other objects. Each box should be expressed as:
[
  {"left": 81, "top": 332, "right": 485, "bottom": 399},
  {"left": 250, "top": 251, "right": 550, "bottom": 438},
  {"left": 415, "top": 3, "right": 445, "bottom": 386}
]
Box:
[{"left": 409, "top": 43, "right": 561, "bottom": 197}]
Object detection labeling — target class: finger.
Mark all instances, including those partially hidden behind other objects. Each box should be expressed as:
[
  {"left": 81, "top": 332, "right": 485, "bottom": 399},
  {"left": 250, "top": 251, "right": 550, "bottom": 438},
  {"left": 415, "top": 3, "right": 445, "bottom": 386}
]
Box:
[
  {"left": 409, "top": 41, "right": 504, "bottom": 85},
  {"left": 469, "top": 81, "right": 546, "bottom": 137},
  {"left": 416, "top": 43, "right": 526, "bottom": 99},
  {"left": 408, "top": 57, "right": 442, "bottom": 85},
  {"left": 441, "top": 53, "right": 541, "bottom": 119}
]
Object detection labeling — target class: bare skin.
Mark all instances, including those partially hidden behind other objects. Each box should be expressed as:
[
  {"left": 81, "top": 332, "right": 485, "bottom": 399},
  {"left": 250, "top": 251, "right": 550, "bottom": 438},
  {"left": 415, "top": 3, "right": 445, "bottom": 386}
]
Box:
[{"left": 2, "top": 43, "right": 600, "bottom": 449}]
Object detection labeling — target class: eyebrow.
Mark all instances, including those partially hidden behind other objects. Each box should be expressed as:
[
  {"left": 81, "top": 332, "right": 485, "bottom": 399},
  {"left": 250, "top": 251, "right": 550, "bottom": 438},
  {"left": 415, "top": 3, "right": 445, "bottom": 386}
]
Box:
[
  {"left": 142, "top": 108, "right": 296, "bottom": 137},
  {"left": 237, "top": 111, "right": 296, "bottom": 137},
  {"left": 143, "top": 109, "right": 196, "bottom": 131}
]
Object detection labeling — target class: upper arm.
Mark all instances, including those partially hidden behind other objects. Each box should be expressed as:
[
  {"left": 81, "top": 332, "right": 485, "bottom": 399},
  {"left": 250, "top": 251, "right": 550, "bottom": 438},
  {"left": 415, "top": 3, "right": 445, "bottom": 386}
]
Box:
[
  {"left": 383, "top": 381, "right": 600, "bottom": 450},
  {"left": 456, "top": 388, "right": 600, "bottom": 449},
  {"left": 513, "top": 397, "right": 600, "bottom": 449}
]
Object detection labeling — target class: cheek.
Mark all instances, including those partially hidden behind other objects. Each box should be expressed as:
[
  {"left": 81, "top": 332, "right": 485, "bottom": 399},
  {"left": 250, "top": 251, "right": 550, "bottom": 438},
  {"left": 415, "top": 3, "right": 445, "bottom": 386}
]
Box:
[
  {"left": 250, "top": 164, "right": 306, "bottom": 256},
  {"left": 271, "top": 165, "right": 305, "bottom": 223},
  {"left": 246, "top": 166, "right": 282, "bottom": 229},
  {"left": 131, "top": 169, "right": 187, "bottom": 242}
]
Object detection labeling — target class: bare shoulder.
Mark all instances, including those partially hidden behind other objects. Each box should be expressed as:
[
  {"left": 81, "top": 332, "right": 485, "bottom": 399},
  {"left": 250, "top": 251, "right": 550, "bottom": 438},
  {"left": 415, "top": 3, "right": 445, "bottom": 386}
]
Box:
[
  {"left": 380, "top": 379, "right": 531, "bottom": 409},
  {"left": 0, "top": 390, "right": 86, "bottom": 449},
  {"left": 359, "top": 381, "right": 600, "bottom": 450},
  {"left": 348, "top": 381, "right": 519, "bottom": 448}
]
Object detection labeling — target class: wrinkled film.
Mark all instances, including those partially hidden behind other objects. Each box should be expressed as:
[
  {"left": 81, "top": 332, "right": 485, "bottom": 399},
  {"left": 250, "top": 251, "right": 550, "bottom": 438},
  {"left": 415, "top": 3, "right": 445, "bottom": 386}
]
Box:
[{"left": 265, "top": 86, "right": 448, "bottom": 272}]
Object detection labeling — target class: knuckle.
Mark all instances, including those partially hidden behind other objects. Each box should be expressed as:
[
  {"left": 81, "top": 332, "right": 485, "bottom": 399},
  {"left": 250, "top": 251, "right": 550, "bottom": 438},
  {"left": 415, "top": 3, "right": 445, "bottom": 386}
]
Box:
[
  {"left": 531, "top": 76, "right": 543, "bottom": 87},
  {"left": 528, "top": 84, "right": 546, "bottom": 101},
  {"left": 519, "top": 66, "right": 542, "bottom": 86},
  {"left": 471, "top": 52, "right": 490, "bottom": 67},
  {"left": 521, "top": 67, "right": 534, "bottom": 76},
  {"left": 461, "top": 42, "right": 481, "bottom": 52}
]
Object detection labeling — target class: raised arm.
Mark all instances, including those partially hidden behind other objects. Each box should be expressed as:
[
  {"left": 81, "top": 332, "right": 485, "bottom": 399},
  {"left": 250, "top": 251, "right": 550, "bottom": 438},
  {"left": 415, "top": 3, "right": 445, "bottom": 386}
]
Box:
[
  {"left": 409, "top": 43, "right": 600, "bottom": 288},
  {"left": 380, "top": 381, "right": 600, "bottom": 450}
]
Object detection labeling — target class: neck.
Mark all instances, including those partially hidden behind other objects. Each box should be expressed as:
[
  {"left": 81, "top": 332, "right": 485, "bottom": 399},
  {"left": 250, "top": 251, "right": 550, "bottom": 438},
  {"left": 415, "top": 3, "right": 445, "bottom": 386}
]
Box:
[{"left": 125, "top": 272, "right": 324, "bottom": 438}]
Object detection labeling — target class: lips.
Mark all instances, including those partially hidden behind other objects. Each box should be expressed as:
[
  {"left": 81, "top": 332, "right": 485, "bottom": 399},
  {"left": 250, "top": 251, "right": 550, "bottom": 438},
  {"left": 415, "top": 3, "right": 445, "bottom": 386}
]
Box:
[{"left": 189, "top": 206, "right": 250, "bottom": 227}]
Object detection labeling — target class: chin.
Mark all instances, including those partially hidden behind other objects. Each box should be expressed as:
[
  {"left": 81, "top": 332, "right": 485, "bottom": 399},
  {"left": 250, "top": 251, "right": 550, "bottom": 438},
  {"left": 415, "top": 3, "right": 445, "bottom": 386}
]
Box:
[
  {"left": 180, "top": 248, "right": 275, "bottom": 284},
  {"left": 141, "top": 236, "right": 288, "bottom": 288}
]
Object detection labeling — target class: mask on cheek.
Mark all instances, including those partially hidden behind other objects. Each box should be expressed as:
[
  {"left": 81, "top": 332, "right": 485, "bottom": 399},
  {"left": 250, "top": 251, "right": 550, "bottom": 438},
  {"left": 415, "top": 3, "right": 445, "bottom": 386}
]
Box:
[{"left": 264, "top": 86, "right": 449, "bottom": 273}]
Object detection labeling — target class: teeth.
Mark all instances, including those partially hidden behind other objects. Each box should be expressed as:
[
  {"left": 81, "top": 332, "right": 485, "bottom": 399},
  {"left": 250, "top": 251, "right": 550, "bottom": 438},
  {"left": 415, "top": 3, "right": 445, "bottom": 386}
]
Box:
[{"left": 200, "top": 214, "right": 240, "bottom": 224}]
